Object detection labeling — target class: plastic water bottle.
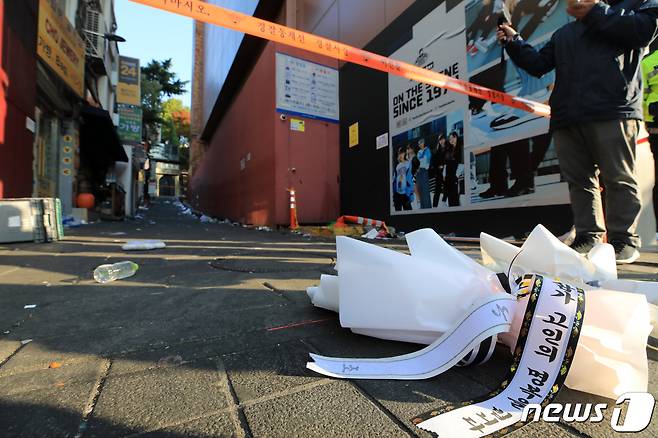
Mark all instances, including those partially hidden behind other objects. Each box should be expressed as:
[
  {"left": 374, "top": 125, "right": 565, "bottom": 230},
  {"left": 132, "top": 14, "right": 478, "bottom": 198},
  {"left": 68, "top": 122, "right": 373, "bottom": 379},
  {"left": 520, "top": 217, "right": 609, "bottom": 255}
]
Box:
[{"left": 93, "top": 261, "right": 139, "bottom": 284}]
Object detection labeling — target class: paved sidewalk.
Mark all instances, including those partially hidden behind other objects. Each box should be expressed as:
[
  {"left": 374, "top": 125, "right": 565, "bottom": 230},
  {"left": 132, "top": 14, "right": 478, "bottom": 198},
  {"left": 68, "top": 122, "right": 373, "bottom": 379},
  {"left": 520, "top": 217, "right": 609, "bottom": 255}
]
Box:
[{"left": 0, "top": 201, "right": 656, "bottom": 437}]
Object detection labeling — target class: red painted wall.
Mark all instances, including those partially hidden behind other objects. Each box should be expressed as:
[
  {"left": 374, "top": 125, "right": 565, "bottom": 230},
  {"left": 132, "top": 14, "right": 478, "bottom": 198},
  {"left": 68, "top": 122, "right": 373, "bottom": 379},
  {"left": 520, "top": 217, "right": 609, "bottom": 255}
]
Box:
[
  {"left": 0, "top": 0, "right": 37, "bottom": 198},
  {"left": 191, "top": 41, "right": 340, "bottom": 226},
  {"left": 191, "top": 42, "right": 277, "bottom": 225}
]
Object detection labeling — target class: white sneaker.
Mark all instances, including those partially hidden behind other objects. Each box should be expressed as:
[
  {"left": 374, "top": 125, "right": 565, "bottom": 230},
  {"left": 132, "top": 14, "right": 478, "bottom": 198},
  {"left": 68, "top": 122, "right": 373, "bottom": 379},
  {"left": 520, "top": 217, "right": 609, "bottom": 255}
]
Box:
[{"left": 612, "top": 241, "right": 641, "bottom": 265}]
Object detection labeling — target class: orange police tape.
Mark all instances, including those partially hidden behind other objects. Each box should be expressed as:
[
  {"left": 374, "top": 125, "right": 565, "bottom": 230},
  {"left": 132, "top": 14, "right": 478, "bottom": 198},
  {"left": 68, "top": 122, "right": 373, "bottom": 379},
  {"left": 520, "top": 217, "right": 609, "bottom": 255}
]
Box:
[{"left": 129, "top": 0, "right": 551, "bottom": 118}]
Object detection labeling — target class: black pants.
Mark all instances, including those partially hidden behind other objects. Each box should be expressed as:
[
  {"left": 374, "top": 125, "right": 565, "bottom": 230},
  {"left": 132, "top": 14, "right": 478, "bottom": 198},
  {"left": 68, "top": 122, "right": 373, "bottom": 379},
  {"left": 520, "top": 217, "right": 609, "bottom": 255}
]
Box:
[
  {"left": 488, "top": 139, "right": 533, "bottom": 193},
  {"left": 432, "top": 169, "right": 444, "bottom": 207},
  {"left": 393, "top": 192, "right": 412, "bottom": 211},
  {"left": 444, "top": 161, "right": 460, "bottom": 207}
]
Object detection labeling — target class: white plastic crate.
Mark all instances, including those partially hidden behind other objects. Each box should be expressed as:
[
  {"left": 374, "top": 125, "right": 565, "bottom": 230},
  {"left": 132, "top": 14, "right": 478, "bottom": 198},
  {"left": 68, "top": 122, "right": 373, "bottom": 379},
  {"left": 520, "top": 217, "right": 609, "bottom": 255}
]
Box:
[
  {"left": 0, "top": 198, "right": 64, "bottom": 243},
  {"left": 0, "top": 199, "right": 43, "bottom": 243}
]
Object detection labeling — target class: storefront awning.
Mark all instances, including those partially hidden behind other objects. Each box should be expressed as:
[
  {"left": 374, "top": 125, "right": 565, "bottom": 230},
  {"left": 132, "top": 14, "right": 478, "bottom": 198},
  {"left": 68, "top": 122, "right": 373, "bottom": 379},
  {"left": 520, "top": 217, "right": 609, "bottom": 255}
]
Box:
[{"left": 80, "top": 105, "right": 129, "bottom": 165}]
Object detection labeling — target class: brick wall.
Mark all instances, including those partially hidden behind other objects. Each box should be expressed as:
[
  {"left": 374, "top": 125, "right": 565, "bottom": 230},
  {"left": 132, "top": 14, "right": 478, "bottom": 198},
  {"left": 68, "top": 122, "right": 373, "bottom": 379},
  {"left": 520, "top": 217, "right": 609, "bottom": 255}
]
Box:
[{"left": 189, "top": 17, "right": 206, "bottom": 180}]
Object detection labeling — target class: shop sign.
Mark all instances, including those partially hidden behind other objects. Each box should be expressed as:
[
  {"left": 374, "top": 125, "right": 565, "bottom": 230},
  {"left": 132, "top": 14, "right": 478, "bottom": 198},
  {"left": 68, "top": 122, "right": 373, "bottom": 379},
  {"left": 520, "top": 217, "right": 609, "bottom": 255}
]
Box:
[
  {"left": 37, "top": 0, "right": 85, "bottom": 97},
  {"left": 118, "top": 104, "right": 143, "bottom": 144},
  {"left": 117, "top": 57, "right": 141, "bottom": 105}
]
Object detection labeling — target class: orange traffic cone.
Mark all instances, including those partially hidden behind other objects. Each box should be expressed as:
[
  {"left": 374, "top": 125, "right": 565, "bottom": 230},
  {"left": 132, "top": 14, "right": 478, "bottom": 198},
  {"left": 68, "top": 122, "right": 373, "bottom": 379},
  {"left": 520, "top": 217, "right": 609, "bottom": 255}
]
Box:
[{"left": 289, "top": 189, "right": 299, "bottom": 230}]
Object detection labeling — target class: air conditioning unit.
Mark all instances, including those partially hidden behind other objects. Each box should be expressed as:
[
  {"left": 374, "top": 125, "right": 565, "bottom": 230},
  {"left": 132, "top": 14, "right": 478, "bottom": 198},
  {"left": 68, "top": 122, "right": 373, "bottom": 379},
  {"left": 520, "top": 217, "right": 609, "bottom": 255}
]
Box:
[{"left": 84, "top": 9, "right": 105, "bottom": 58}]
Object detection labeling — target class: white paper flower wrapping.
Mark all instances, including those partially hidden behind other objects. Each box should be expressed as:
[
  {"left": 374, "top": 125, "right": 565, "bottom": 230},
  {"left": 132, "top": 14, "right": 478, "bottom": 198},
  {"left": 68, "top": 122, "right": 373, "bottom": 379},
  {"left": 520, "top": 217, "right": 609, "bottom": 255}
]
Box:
[
  {"left": 306, "top": 226, "right": 652, "bottom": 399},
  {"left": 338, "top": 230, "right": 505, "bottom": 344},
  {"left": 480, "top": 224, "right": 617, "bottom": 283}
]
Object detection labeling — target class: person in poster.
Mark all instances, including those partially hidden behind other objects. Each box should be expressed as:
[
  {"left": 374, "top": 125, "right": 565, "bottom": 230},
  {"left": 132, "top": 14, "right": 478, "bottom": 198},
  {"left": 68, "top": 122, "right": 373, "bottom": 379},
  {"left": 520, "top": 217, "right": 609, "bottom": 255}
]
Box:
[
  {"left": 416, "top": 139, "right": 433, "bottom": 209},
  {"left": 393, "top": 147, "right": 414, "bottom": 211},
  {"left": 444, "top": 132, "right": 464, "bottom": 207},
  {"left": 431, "top": 134, "right": 448, "bottom": 207},
  {"left": 498, "top": 0, "right": 658, "bottom": 264}
]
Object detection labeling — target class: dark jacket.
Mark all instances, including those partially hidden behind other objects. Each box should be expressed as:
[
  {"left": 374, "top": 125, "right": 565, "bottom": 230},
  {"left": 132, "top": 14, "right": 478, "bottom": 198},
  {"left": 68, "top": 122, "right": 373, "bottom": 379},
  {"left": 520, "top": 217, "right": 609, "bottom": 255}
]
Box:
[{"left": 505, "top": 0, "right": 658, "bottom": 130}]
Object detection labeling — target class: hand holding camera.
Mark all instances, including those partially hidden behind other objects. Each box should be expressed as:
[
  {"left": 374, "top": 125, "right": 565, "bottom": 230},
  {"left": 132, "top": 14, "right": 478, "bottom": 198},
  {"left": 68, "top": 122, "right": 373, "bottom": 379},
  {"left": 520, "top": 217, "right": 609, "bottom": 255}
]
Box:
[{"left": 496, "top": 24, "right": 517, "bottom": 45}]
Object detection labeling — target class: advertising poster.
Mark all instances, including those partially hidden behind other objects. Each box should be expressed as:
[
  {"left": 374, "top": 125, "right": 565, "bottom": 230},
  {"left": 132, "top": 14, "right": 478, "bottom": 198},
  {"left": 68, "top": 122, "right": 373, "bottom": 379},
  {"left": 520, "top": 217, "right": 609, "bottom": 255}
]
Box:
[{"left": 388, "top": 0, "right": 571, "bottom": 215}]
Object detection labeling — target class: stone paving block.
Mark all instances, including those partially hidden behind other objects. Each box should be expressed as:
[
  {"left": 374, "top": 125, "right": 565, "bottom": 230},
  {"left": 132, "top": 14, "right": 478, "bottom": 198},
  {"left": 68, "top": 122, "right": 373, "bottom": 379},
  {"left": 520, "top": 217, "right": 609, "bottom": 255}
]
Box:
[
  {"left": 451, "top": 345, "right": 511, "bottom": 391},
  {"left": 87, "top": 359, "right": 229, "bottom": 436},
  {"left": 0, "top": 381, "right": 94, "bottom": 437},
  {"left": 223, "top": 340, "right": 323, "bottom": 403},
  {"left": 243, "top": 381, "right": 407, "bottom": 438},
  {"left": 140, "top": 412, "right": 237, "bottom": 438},
  {"left": 355, "top": 372, "right": 492, "bottom": 438},
  {"left": 109, "top": 342, "right": 223, "bottom": 377},
  {"left": 553, "top": 387, "right": 658, "bottom": 438},
  {"left": 0, "top": 339, "right": 20, "bottom": 365},
  {"left": 0, "top": 357, "right": 103, "bottom": 397},
  {"left": 307, "top": 328, "right": 420, "bottom": 360},
  {"left": 507, "top": 420, "right": 579, "bottom": 437},
  {"left": 0, "top": 342, "right": 100, "bottom": 377}
]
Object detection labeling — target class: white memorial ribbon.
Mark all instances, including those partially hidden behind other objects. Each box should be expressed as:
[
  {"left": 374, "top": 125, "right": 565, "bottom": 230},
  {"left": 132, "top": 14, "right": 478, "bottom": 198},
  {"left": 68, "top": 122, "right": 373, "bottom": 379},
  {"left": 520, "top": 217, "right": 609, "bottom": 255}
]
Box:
[
  {"left": 306, "top": 294, "right": 515, "bottom": 380},
  {"left": 414, "top": 276, "right": 585, "bottom": 437}
]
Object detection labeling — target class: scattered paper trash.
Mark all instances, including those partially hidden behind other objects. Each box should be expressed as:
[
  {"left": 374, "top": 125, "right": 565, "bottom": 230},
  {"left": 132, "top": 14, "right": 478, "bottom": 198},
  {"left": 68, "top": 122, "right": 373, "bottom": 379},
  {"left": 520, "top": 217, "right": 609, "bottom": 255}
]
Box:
[
  {"left": 122, "top": 240, "right": 166, "bottom": 251},
  {"left": 21, "top": 339, "right": 33, "bottom": 345},
  {"left": 361, "top": 228, "right": 380, "bottom": 240},
  {"left": 157, "top": 355, "right": 184, "bottom": 367},
  {"left": 62, "top": 216, "right": 87, "bottom": 228},
  {"left": 200, "top": 215, "right": 217, "bottom": 224},
  {"left": 24, "top": 304, "right": 37, "bottom": 309},
  {"left": 93, "top": 261, "right": 139, "bottom": 284}
]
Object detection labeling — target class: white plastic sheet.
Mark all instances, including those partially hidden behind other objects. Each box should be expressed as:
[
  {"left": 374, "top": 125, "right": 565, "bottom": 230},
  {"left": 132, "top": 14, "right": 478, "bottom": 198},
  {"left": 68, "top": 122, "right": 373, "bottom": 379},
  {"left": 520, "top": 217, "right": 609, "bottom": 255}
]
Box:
[
  {"left": 599, "top": 279, "right": 658, "bottom": 338},
  {"left": 499, "top": 286, "right": 651, "bottom": 400},
  {"left": 337, "top": 232, "right": 504, "bottom": 343},
  {"left": 122, "top": 240, "right": 166, "bottom": 251},
  {"left": 306, "top": 274, "right": 339, "bottom": 313},
  {"left": 566, "top": 289, "right": 651, "bottom": 399}
]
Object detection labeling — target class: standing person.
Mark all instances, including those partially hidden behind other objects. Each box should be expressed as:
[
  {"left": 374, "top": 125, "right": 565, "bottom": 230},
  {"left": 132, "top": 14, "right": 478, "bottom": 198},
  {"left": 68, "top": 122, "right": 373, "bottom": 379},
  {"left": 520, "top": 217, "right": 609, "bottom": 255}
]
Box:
[
  {"left": 393, "top": 148, "right": 414, "bottom": 211},
  {"left": 498, "top": 0, "right": 658, "bottom": 264},
  {"left": 642, "top": 48, "right": 658, "bottom": 240},
  {"left": 416, "top": 139, "right": 432, "bottom": 209},
  {"left": 444, "top": 132, "right": 464, "bottom": 207},
  {"left": 431, "top": 134, "right": 447, "bottom": 207}
]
